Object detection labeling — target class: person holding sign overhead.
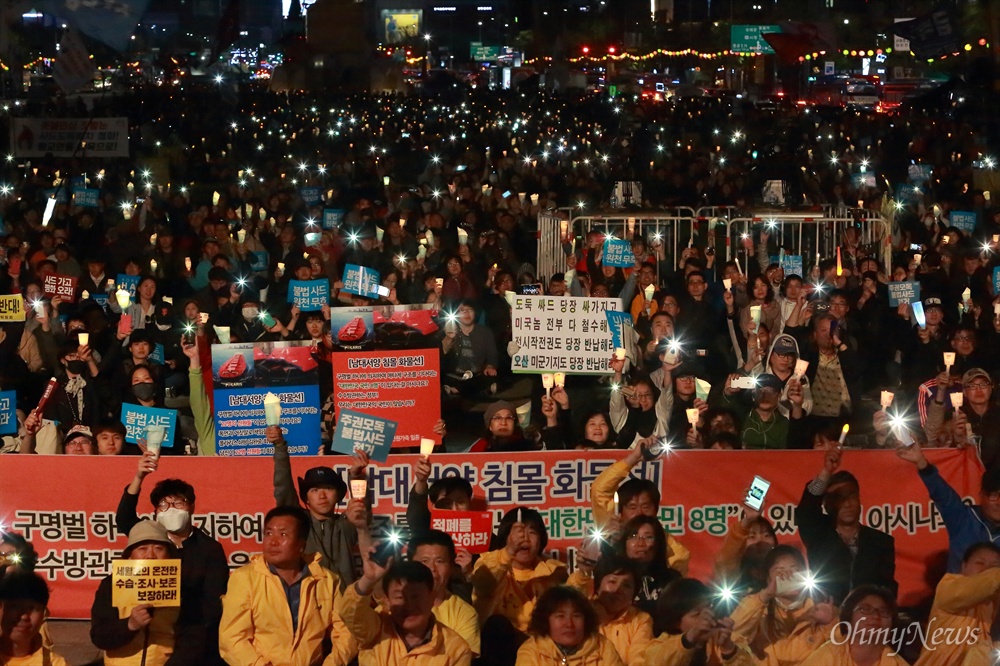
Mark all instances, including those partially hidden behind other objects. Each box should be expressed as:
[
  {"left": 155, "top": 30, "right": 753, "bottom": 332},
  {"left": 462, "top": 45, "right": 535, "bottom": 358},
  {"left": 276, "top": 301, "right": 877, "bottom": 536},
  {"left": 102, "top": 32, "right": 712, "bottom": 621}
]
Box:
[{"left": 90, "top": 520, "right": 180, "bottom": 666}]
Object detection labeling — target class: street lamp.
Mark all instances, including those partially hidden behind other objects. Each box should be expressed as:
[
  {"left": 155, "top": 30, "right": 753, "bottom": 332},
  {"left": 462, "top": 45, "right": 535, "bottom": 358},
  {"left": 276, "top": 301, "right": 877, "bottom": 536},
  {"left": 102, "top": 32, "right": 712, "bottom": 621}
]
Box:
[{"left": 424, "top": 33, "right": 432, "bottom": 74}]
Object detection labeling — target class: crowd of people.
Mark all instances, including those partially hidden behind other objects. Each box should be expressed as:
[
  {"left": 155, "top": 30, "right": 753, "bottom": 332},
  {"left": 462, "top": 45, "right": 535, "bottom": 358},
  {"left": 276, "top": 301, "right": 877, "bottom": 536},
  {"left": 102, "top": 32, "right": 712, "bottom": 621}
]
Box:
[{"left": 0, "top": 82, "right": 999, "bottom": 664}]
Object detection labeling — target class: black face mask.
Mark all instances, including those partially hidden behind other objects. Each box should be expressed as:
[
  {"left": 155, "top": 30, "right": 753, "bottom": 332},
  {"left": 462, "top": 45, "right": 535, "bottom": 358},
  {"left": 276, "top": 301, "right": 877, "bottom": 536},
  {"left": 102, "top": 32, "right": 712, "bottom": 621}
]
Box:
[
  {"left": 65, "top": 360, "right": 87, "bottom": 375},
  {"left": 133, "top": 383, "right": 157, "bottom": 401}
]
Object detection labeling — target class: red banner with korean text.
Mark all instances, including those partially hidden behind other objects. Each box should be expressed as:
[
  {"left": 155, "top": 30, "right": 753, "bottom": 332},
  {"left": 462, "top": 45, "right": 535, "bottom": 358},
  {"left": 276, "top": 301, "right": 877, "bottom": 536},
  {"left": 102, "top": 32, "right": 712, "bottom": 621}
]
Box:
[
  {"left": 331, "top": 349, "right": 442, "bottom": 448},
  {"left": 0, "top": 448, "right": 980, "bottom": 618}
]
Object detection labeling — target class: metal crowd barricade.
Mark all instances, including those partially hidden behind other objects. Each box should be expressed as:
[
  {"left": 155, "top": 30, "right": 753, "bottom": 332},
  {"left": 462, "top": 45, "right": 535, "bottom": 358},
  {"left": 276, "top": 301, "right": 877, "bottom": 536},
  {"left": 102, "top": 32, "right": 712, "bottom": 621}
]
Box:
[
  {"left": 535, "top": 208, "right": 889, "bottom": 287},
  {"left": 723, "top": 213, "right": 888, "bottom": 269}
]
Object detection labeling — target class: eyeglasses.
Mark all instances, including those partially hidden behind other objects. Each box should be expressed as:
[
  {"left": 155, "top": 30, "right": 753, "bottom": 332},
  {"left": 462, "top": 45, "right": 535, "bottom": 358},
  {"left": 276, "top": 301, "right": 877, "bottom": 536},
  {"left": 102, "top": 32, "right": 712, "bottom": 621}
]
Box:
[
  {"left": 985, "top": 491, "right": 1000, "bottom": 502},
  {"left": 966, "top": 382, "right": 992, "bottom": 391},
  {"left": 954, "top": 335, "right": 975, "bottom": 342},
  {"left": 490, "top": 415, "right": 515, "bottom": 423},
  {"left": 633, "top": 393, "right": 654, "bottom": 400},
  {"left": 626, "top": 534, "right": 656, "bottom": 544},
  {"left": 854, "top": 605, "right": 893, "bottom": 619},
  {"left": 157, "top": 499, "right": 190, "bottom": 511}
]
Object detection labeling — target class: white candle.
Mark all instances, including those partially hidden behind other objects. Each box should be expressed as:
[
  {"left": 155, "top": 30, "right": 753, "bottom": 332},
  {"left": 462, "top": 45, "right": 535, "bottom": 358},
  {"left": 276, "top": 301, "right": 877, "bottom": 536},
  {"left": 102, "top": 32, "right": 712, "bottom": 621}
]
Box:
[
  {"left": 78, "top": 332, "right": 89, "bottom": 347},
  {"left": 880, "top": 391, "right": 894, "bottom": 409},
  {"left": 614, "top": 347, "right": 626, "bottom": 360},
  {"left": 554, "top": 372, "right": 566, "bottom": 388},
  {"left": 951, "top": 392, "right": 964, "bottom": 409},
  {"left": 613, "top": 492, "right": 619, "bottom": 514},
  {"left": 686, "top": 408, "right": 699, "bottom": 425},
  {"left": 839, "top": 424, "right": 849, "bottom": 444},
  {"left": 420, "top": 438, "right": 435, "bottom": 457}
]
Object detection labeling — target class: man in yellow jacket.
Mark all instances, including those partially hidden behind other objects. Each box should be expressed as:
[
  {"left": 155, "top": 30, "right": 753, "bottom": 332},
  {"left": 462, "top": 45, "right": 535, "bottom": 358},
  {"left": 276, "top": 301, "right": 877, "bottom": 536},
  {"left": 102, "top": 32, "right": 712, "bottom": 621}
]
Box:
[
  {"left": 409, "top": 530, "right": 481, "bottom": 655},
  {"left": 914, "top": 542, "right": 1000, "bottom": 665},
  {"left": 335, "top": 552, "right": 472, "bottom": 665},
  {"left": 219, "top": 506, "right": 357, "bottom": 666},
  {"left": 591, "top": 440, "right": 690, "bottom": 574}
]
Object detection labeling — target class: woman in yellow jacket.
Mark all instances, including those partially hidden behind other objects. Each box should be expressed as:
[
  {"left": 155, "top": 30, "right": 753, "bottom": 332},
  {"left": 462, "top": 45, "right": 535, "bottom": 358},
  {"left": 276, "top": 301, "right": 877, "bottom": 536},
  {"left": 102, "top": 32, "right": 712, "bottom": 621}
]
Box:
[
  {"left": 638, "top": 578, "right": 754, "bottom": 666},
  {"left": 729, "top": 545, "right": 838, "bottom": 665},
  {"left": 472, "top": 508, "right": 568, "bottom": 664},
  {"left": 801, "top": 585, "right": 908, "bottom": 666},
  {"left": 591, "top": 440, "right": 690, "bottom": 574},
  {"left": 515, "top": 586, "right": 625, "bottom": 665},
  {"left": 567, "top": 552, "right": 654, "bottom": 665},
  {"left": 913, "top": 542, "right": 1000, "bottom": 666}
]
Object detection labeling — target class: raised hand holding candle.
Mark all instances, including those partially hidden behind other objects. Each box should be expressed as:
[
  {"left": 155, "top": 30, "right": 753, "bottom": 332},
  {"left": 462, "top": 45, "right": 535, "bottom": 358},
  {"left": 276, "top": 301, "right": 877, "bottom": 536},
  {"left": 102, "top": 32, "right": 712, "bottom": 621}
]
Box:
[{"left": 541, "top": 373, "right": 554, "bottom": 398}]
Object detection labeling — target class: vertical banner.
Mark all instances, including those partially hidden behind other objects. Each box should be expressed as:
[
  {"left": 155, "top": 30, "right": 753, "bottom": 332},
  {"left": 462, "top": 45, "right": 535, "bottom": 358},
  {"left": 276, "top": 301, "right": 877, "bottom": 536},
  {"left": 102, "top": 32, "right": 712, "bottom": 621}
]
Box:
[
  {"left": 511, "top": 296, "right": 621, "bottom": 374},
  {"left": 211, "top": 341, "right": 321, "bottom": 456},
  {"left": 331, "top": 349, "right": 442, "bottom": 448}
]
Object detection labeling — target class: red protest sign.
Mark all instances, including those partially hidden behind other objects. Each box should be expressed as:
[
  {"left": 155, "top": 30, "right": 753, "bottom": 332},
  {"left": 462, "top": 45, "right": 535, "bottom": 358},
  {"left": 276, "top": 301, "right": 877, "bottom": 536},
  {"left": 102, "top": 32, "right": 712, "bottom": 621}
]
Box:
[
  {"left": 332, "top": 349, "right": 441, "bottom": 448},
  {"left": 43, "top": 273, "right": 78, "bottom": 303},
  {"left": 430, "top": 510, "right": 494, "bottom": 553}
]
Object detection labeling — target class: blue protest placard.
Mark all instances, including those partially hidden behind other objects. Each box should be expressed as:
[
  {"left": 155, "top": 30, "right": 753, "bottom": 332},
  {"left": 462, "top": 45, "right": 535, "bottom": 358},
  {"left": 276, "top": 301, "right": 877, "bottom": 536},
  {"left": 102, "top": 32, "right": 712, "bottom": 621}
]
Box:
[
  {"left": 888, "top": 281, "right": 921, "bottom": 306},
  {"left": 771, "top": 254, "right": 804, "bottom": 277},
  {"left": 908, "top": 164, "right": 932, "bottom": 185},
  {"left": 288, "top": 279, "right": 330, "bottom": 311},
  {"left": 121, "top": 404, "right": 178, "bottom": 448},
  {"left": 70, "top": 176, "right": 86, "bottom": 192},
  {"left": 92, "top": 293, "right": 109, "bottom": 308},
  {"left": 950, "top": 211, "right": 977, "bottom": 234},
  {"left": 342, "top": 264, "right": 381, "bottom": 297},
  {"left": 894, "top": 184, "right": 920, "bottom": 205},
  {"left": 74, "top": 188, "right": 100, "bottom": 208},
  {"left": 331, "top": 408, "right": 398, "bottom": 463},
  {"left": 43, "top": 188, "right": 70, "bottom": 204},
  {"left": 249, "top": 251, "right": 269, "bottom": 273},
  {"left": 605, "top": 311, "right": 633, "bottom": 349},
  {"left": 117, "top": 274, "right": 139, "bottom": 299},
  {"left": 300, "top": 187, "right": 322, "bottom": 207},
  {"left": 323, "top": 209, "right": 345, "bottom": 230},
  {"left": 602, "top": 238, "right": 636, "bottom": 268},
  {"left": 0, "top": 390, "right": 16, "bottom": 435},
  {"left": 993, "top": 267, "right": 1000, "bottom": 295},
  {"left": 148, "top": 343, "right": 165, "bottom": 365},
  {"left": 211, "top": 341, "right": 321, "bottom": 456}
]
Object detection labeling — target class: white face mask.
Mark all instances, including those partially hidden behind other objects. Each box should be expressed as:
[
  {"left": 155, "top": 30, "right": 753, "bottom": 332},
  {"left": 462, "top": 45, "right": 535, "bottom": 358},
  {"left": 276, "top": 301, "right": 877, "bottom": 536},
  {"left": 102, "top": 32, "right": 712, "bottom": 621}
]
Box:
[
  {"left": 242, "top": 307, "right": 258, "bottom": 322},
  {"left": 157, "top": 507, "right": 191, "bottom": 534}
]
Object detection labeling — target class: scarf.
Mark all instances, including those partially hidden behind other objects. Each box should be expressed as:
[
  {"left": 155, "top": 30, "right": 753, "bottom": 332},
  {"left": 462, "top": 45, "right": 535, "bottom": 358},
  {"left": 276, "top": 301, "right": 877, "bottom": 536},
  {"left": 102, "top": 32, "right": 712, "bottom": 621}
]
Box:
[{"left": 64, "top": 375, "right": 87, "bottom": 422}]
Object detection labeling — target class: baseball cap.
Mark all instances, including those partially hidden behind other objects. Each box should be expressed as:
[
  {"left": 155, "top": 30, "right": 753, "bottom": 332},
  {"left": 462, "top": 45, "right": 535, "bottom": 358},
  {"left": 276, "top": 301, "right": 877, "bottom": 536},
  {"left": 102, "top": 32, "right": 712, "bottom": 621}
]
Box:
[
  {"left": 771, "top": 334, "right": 798, "bottom": 357},
  {"left": 63, "top": 425, "right": 94, "bottom": 448},
  {"left": 754, "top": 373, "right": 784, "bottom": 393},
  {"left": 923, "top": 297, "right": 944, "bottom": 311},
  {"left": 962, "top": 368, "right": 992, "bottom": 387}
]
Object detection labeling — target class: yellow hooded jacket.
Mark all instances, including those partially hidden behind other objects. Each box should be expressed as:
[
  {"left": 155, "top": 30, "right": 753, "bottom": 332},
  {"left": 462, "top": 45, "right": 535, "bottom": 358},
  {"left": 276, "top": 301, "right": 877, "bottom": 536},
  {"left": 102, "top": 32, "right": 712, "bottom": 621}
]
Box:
[
  {"left": 800, "top": 640, "right": 909, "bottom": 665},
  {"left": 591, "top": 459, "right": 690, "bottom": 575},
  {"left": 596, "top": 603, "right": 654, "bottom": 666},
  {"left": 218, "top": 553, "right": 357, "bottom": 666},
  {"left": 913, "top": 568, "right": 1000, "bottom": 666},
  {"left": 635, "top": 633, "right": 755, "bottom": 666},
  {"left": 471, "top": 548, "right": 568, "bottom": 632},
  {"left": 730, "top": 592, "right": 836, "bottom": 665},
  {"left": 335, "top": 583, "right": 472, "bottom": 666},
  {"left": 515, "top": 633, "right": 625, "bottom": 665}
]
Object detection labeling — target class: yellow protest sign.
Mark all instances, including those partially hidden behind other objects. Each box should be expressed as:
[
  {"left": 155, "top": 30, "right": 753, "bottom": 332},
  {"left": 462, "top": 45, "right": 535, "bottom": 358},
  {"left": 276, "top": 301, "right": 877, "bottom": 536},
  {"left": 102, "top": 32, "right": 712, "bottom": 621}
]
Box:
[
  {"left": 0, "top": 294, "right": 25, "bottom": 322},
  {"left": 111, "top": 559, "right": 181, "bottom": 608}
]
